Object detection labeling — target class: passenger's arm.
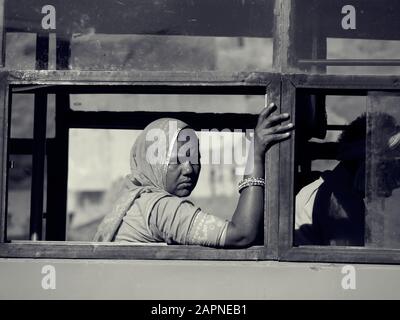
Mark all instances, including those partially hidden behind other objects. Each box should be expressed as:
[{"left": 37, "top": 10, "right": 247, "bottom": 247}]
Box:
[{"left": 224, "top": 103, "right": 293, "bottom": 248}]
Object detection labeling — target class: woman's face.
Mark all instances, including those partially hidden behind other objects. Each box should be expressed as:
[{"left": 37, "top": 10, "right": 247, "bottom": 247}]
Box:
[{"left": 166, "top": 128, "right": 201, "bottom": 197}]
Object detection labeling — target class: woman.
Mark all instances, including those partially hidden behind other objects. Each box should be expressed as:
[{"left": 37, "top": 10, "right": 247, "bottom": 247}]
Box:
[{"left": 94, "top": 103, "right": 293, "bottom": 248}]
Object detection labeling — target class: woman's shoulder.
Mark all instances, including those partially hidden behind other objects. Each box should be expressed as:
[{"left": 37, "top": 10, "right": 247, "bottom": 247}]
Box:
[
  {"left": 131, "top": 191, "right": 199, "bottom": 221},
  {"left": 151, "top": 195, "right": 199, "bottom": 213}
]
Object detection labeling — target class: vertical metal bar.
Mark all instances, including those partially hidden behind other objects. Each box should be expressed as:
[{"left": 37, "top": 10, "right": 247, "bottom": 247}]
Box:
[
  {"left": 278, "top": 77, "right": 296, "bottom": 255},
  {"left": 48, "top": 33, "right": 57, "bottom": 70},
  {"left": 46, "top": 93, "right": 69, "bottom": 241},
  {"left": 45, "top": 35, "right": 71, "bottom": 240},
  {"left": 29, "top": 93, "right": 47, "bottom": 241},
  {"left": 272, "top": 0, "right": 295, "bottom": 258},
  {"left": 264, "top": 77, "right": 281, "bottom": 260},
  {"left": 0, "top": 0, "right": 6, "bottom": 243},
  {"left": 29, "top": 32, "right": 50, "bottom": 240},
  {"left": 272, "top": 0, "right": 294, "bottom": 72},
  {"left": 0, "top": 0, "right": 5, "bottom": 67},
  {"left": 0, "top": 72, "right": 9, "bottom": 242}
]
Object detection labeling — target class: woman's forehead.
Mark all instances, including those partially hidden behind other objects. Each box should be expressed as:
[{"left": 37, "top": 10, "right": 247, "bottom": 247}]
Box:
[{"left": 175, "top": 128, "right": 199, "bottom": 147}]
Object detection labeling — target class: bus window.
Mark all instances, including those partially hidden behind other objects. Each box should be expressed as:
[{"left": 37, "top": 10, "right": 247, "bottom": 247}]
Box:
[
  {"left": 7, "top": 90, "right": 264, "bottom": 245},
  {"left": 294, "top": 93, "right": 369, "bottom": 246},
  {"left": 289, "top": 0, "right": 400, "bottom": 75},
  {"left": 5, "top": 0, "right": 275, "bottom": 72},
  {"left": 294, "top": 92, "right": 400, "bottom": 248}
]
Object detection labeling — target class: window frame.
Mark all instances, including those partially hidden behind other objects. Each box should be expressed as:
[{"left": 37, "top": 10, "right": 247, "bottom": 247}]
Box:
[
  {"left": 279, "top": 73, "right": 400, "bottom": 264},
  {"left": 5, "top": 72, "right": 400, "bottom": 263},
  {"left": 0, "top": 70, "right": 282, "bottom": 261}
]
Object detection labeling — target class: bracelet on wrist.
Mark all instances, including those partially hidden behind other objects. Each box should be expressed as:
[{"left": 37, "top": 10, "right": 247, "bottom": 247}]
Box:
[{"left": 238, "top": 177, "right": 265, "bottom": 193}]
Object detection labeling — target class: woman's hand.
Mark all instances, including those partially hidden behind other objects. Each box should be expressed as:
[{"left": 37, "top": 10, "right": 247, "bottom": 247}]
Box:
[{"left": 253, "top": 103, "right": 294, "bottom": 159}]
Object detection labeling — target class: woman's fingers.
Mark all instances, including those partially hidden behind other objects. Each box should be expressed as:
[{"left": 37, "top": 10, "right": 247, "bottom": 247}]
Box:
[
  {"left": 257, "top": 103, "right": 277, "bottom": 126},
  {"left": 257, "top": 123, "right": 294, "bottom": 148},
  {"left": 255, "top": 102, "right": 293, "bottom": 150},
  {"left": 260, "top": 113, "right": 291, "bottom": 129},
  {"left": 259, "top": 131, "right": 292, "bottom": 145},
  {"left": 268, "top": 132, "right": 292, "bottom": 142},
  {"left": 256, "top": 101, "right": 290, "bottom": 129},
  {"left": 263, "top": 123, "right": 294, "bottom": 135}
]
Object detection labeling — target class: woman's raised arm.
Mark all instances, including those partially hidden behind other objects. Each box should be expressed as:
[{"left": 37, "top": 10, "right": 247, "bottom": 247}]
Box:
[{"left": 224, "top": 103, "right": 293, "bottom": 248}]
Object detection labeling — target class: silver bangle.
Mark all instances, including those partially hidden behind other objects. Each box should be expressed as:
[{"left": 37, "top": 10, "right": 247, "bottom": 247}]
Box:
[{"left": 238, "top": 177, "right": 265, "bottom": 193}]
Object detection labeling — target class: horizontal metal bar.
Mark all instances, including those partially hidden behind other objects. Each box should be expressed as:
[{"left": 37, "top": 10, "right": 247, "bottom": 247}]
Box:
[
  {"left": 12, "top": 85, "right": 268, "bottom": 96},
  {"left": 8, "top": 70, "right": 276, "bottom": 87},
  {"left": 279, "top": 246, "right": 400, "bottom": 265},
  {"left": 68, "top": 111, "right": 258, "bottom": 130},
  {"left": 287, "top": 74, "right": 400, "bottom": 91},
  {"left": 0, "top": 242, "right": 266, "bottom": 260},
  {"left": 298, "top": 59, "right": 400, "bottom": 66},
  {"left": 10, "top": 71, "right": 400, "bottom": 91},
  {"left": 3, "top": 241, "right": 400, "bottom": 264},
  {"left": 12, "top": 85, "right": 51, "bottom": 93}
]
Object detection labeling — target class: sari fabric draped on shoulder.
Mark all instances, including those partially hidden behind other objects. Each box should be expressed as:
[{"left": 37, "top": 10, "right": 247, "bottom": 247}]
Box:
[{"left": 92, "top": 179, "right": 170, "bottom": 242}]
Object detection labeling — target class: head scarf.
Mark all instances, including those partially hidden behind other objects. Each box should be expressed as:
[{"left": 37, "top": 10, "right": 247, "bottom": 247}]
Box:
[
  {"left": 127, "top": 118, "right": 190, "bottom": 189},
  {"left": 93, "top": 118, "right": 191, "bottom": 241}
]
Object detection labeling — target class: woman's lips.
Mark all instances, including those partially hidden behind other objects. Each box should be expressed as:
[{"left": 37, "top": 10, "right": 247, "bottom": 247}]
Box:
[{"left": 178, "top": 181, "right": 193, "bottom": 189}]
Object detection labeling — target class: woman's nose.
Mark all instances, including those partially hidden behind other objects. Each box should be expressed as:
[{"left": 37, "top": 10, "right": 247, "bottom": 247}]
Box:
[{"left": 181, "top": 161, "right": 194, "bottom": 175}]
